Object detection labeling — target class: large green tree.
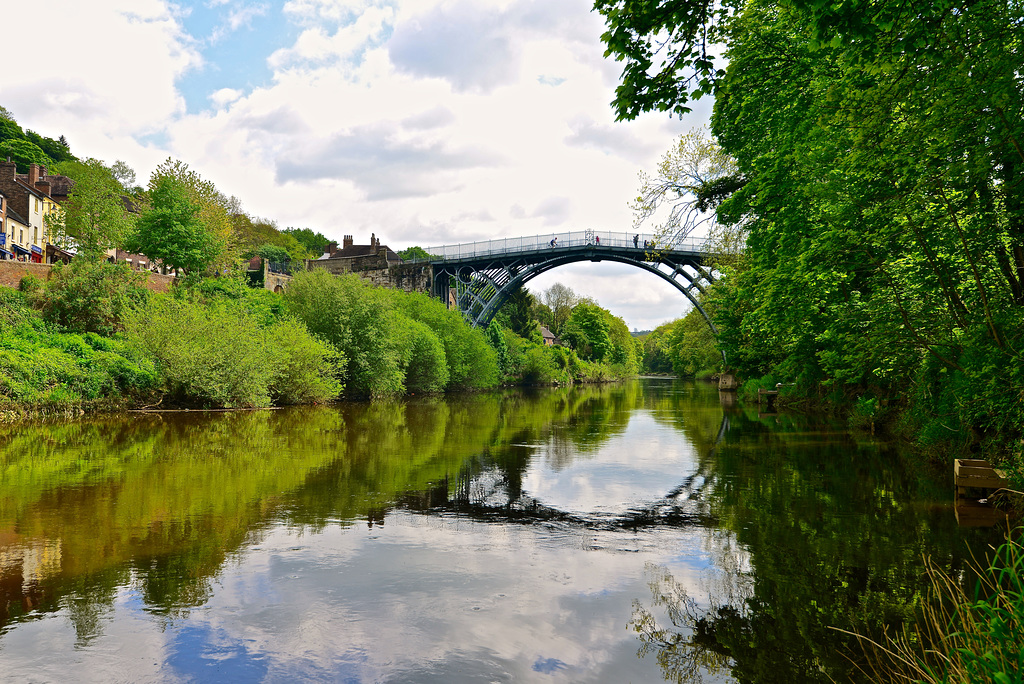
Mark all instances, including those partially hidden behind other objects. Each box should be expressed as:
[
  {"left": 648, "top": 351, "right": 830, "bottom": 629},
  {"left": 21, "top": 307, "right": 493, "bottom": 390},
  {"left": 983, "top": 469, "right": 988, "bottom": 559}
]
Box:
[
  {"left": 598, "top": 0, "right": 1024, "bottom": 450},
  {"left": 47, "top": 159, "right": 135, "bottom": 258},
  {"left": 128, "top": 175, "right": 223, "bottom": 275}
]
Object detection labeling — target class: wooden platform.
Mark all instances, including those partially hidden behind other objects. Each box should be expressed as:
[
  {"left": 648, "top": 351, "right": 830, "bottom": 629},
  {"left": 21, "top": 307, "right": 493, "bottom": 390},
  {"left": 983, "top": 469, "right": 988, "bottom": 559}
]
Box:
[
  {"left": 955, "top": 498, "right": 1009, "bottom": 527},
  {"left": 954, "top": 458, "right": 1008, "bottom": 496}
]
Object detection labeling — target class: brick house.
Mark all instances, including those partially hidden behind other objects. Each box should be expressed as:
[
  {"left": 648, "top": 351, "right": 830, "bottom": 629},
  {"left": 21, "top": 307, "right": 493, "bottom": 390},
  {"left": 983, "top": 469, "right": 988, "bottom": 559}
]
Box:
[{"left": 0, "top": 160, "right": 69, "bottom": 263}]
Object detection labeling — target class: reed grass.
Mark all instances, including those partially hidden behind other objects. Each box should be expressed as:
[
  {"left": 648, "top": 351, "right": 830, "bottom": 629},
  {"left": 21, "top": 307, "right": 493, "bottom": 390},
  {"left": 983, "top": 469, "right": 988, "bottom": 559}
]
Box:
[{"left": 839, "top": 527, "right": 1023, "bottom": 683}]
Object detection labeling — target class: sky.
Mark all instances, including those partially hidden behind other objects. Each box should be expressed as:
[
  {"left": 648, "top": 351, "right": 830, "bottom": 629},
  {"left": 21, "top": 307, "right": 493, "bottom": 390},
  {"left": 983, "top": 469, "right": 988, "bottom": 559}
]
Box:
[{"left": 0, "top": 0, "right": 713, "bottom": 331}]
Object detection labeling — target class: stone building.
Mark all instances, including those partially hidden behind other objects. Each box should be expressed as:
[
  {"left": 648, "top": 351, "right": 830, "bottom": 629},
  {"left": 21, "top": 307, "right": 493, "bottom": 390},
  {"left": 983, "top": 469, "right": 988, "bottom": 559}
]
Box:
[{"left": 307, "top": 233, "right": 432, "bottom": 294}]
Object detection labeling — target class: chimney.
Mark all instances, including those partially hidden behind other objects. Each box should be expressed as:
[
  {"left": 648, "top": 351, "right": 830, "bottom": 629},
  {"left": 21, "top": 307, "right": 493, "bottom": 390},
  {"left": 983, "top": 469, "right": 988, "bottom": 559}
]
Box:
[
  {"left": 1, "top": 158, "right": 16, "bottom": 179},
  {"left": 325, "top": 241, "right": 338, "bottom": 256},
  {"left": 36, "top": 180, "right": 51, "bottom": 198},
  {"left": 28, "top": 164, "right": 41, "bottom": 185},
  {"left": 343, "top": 235, "right": 353, "bottom": 249},
  {"left": 370, "top": 233, "right": 376, "bottom": 250}
]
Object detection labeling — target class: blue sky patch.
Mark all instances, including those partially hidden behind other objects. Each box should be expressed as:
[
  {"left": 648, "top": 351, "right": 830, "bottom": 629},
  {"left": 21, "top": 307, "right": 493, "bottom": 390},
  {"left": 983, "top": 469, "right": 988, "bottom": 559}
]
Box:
[{"left": 176, "top": 1, "right": 299, "bottom": 113}]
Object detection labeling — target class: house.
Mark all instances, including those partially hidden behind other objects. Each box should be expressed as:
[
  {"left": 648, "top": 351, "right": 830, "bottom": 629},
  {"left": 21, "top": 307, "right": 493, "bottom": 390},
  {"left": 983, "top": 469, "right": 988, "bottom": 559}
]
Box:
[
  {"left": 0, "top": 191, "right": 7, "bottom": 260},
  {"left": 310, "top": 233, "right": 402, "bottom": 276},
  {"left": 2, "top": 200, "right": 32, "bottom": 262},
  {"left": 317, "top": 233, "right": 402, "bottom": 264},
  {"left": 539, "top": 325, "right": 558, "bottom": 346},
  {"left": 0, "top": 160, "right": 68, "bottom": 263}
]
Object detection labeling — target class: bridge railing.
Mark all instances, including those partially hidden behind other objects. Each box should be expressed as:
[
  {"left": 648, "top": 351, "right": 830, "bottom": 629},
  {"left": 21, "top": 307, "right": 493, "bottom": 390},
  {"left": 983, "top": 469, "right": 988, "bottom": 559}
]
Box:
[{"left": 421, "top": 230, "right": 712, "bottom": 261}]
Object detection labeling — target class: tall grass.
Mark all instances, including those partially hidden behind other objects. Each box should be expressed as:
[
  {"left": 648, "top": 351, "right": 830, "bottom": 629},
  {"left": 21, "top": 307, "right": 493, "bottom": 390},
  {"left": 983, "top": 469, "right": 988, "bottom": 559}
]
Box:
[{"left": 847, "top": 530, "right": 1023, "bottom": 683}]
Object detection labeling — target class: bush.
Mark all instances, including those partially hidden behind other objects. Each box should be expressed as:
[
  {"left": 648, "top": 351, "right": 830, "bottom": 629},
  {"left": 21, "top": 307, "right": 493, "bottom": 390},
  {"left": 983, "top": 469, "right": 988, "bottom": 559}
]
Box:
[
  {"left": 125, "top": 295, "right": 340, "bottom": 408},
  {"left": 284, "top": 270, "right": 498, "bottom": 397},
  {"left": 0, "top": 287, "right": 157, "bottom": 409},
  {"left": 390, "top": 290, "right": 499, "bottom": 390},
  {"left": 265, "top": 319, "right": 344, "bottom": 405},
  {"left": 396, "top": 316, "right": 449, "bottom": 393},
  {"left": 39, "top": 259, "right": 150, "bottom": 335}
]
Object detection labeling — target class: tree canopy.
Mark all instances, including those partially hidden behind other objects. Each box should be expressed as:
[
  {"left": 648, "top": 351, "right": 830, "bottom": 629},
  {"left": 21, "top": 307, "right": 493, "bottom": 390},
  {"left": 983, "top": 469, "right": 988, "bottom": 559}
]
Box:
[
  {"left": 128, "top": 175, "right": 223, "bottom": 275},
  {"left": 598, "top": 0, "right": 1024, "bottom": 448},
  {"left": 47, "top": 159, "right": 135, "bottom": 258}
]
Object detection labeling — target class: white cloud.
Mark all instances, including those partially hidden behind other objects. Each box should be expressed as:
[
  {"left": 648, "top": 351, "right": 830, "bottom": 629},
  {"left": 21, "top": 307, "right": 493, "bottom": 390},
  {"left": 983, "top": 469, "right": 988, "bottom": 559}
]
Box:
[
  {"left": 209, "top": 87, "right": 244, "bottom": 107},
  {"left": 209, "top": 2, "right": 270, "bottom": 42},
  {"left": 1, "top": 0, "right": 709, "bottom": 329}
]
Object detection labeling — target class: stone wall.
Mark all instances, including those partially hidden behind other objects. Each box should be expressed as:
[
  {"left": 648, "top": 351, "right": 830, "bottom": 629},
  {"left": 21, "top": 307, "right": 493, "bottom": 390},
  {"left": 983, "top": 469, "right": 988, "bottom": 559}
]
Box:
[
  {"left": 0, "top": 261, "right": 175, "bottom": 293},
  {"left": 306, "top": 258, "right": 432, "bottom": 294},
  {"left": 0, "top": 261, "right": 52, "bottom": 288},
  {"left": 265, "top": 271, "right": 292, "bottom": 293}
]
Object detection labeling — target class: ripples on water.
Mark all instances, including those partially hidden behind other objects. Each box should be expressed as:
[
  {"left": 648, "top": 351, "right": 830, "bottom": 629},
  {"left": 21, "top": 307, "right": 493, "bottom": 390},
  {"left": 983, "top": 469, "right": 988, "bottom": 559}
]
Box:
[{"left": 0, "top": 379, "right": 1004, "bottom": 682}]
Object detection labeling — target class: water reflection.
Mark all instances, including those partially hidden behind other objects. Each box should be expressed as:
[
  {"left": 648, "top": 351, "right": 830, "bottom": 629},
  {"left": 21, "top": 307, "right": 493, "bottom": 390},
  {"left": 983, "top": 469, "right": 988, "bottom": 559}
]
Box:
[{"left": 0, "top": 380, "right": 1004, "bottom": 682}]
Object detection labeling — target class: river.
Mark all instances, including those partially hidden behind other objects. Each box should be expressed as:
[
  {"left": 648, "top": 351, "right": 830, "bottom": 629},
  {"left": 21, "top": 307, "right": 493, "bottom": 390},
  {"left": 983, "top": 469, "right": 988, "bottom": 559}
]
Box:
[{"left": 0, "top": 378, "right": 1004, "bottom": 682}]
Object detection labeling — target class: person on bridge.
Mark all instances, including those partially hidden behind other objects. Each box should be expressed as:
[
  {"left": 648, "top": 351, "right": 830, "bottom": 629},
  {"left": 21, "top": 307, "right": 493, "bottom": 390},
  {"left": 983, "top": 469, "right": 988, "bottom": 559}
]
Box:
[
  {"left": 594, "top": 235, "right": 600, "bottom": 245},
  {"left": 550, "top": 237, "right": 558, "bottom": 247},
  {"left": 633, "top": 234, "right": 639, "bottom": 248}
]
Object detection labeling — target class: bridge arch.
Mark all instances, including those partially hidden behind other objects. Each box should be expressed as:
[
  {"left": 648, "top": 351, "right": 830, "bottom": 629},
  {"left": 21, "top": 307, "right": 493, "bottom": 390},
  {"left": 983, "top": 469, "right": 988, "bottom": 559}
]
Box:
[{"left": 426, "top": 232, "right": 720, "bottom": 339}]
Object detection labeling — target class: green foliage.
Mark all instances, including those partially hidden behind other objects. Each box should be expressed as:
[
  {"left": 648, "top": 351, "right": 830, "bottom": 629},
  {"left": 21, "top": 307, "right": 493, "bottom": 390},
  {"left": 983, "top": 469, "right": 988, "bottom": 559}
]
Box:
[
  {"left": 485, "top": 320, "right": 511, "bottom": 377},
  {"left": 0, "top": 287, "right": 157, "bottom": 409},
  {"left": 396, "top": 317, "right": 449, "bottom": 393},
  {"left": 602, "top": 0, "right": 1024, "bottom": 454},
  {"left": 48, "top": 159, "right": 136, "bottom": 257},
  {"left": 284, "top": 270, "right": 498, "bottom": 396},
  {"left": 128, "top": 175, "right": 223, "bottom": 275},
  {"left": 253, "top": 243, "right": 292, "bottom": 264},
  {"left": 25, "top": 130, "right": 75, "bottom": 164},
  {"left": 505, "top": 285, "right": 538, "bottom": 341},
  {"left": 124, "top": 295, "right": 340, "bottom": 408},
  {"left": 233, "top": 216, "right": 311, "bottom": 262},
  {"left": 396, "top": 245, "right": 433, "bottom": 261},
  {"left": 265, "top": 318, "right": 344, "bottom": 405},
  {"left": 282, "top": 227, "right": 329, "bottom": 256},
  {"left": 562, "top": 301, "right": 612, "bottom": 362},
  {"left": 0, "top": 139, "right": 52, "bottom": 173},
  {"left": 38, "top": 260, "right": 150, "bottom": 335},
  {"left": 389, "top": 290, "right": 498, "bottom": 390}
]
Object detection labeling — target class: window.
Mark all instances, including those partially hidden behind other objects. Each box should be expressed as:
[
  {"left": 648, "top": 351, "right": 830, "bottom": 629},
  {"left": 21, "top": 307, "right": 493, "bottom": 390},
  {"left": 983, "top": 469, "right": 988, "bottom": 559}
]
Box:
[{"left": 34, "top": 198, "right": 39, "bottom": 213}]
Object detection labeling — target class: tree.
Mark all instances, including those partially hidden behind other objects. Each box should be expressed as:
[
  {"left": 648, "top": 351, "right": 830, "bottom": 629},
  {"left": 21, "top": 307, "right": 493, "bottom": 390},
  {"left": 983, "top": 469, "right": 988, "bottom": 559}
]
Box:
[
  {"left": 149, "top": 158, "right": 233, "bottom": 270},
  {"left": 594, "top": 0, "right": 733, "bottom": 120},
  {"left": 282, "top": 227, "right": 329, "bottom": 256},
  {"left": 397, "top": 246, "right": 433, "bottom": 261},
  {"left": 505, "top": 285, "right": 538, "bottom": 341},
  {"left": 632, "top": 126, "right": 741, "bottom": 246},
  {"left": 128, "top": 175, "right": 223, "bottom": 275},
  {"left": 25, "top": 130, "right": 75, "bottom": 164},
  {"left": 542, "top": 283, "right": 579, "bottom": 336},
  {"left": 254, "top": 244, "right": 292, "bottom": 264},
  {"left": 600, "top": 0, "right": 1024, "bottom": 449},
  {"left": 561, "top": 302, "right": 612, "bottom": 362},
  {"left": 109, "top": 160, "right": 137, "bottom": 194},
  {"left": 0, "top": 139, "right": 52, "bottom": 173},
  {"left": 47, "top": 159, "right": 135, "bottom": 258}
]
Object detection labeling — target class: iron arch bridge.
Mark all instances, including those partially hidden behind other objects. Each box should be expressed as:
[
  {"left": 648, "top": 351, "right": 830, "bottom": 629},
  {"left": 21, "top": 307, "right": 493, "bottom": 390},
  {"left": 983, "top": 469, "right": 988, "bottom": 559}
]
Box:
[{"left": 423, "top": 230, "right": 721, "bottom": 333}]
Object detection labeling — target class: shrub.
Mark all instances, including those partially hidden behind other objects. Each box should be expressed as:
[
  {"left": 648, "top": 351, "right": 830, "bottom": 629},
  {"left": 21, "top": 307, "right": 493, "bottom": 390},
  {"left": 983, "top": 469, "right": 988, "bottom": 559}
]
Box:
[
  {"left": 283, "top": 270, "right": 405, "bottom": 397},
  {"left": 396, "top": 316, "right": 449, "bottom": 393},
  {"left": 125, "top": 296, "right": 339, "bottom": 408},
  {"left": 40, "top": 259, "right": 150, "bottom": 335},
  {"left": 265, "top": 318, "right": 344, "bottom": 405},
  {"left": 125, "top": 297, "right": 272, "bottom": 407}
]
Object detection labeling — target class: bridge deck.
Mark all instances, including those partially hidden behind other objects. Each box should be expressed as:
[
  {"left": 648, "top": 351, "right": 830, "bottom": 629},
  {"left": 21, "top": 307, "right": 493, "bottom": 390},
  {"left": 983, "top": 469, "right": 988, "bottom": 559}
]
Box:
[{"left": 420, "top": 230, "right": 713, "bottom": 263}]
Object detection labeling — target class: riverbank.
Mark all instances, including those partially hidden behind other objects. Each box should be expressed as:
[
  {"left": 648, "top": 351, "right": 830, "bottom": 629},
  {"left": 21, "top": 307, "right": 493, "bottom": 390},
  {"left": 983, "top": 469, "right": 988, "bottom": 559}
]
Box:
[{"left": 0, "top": 262, "right": 641, "bottom": 417}]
